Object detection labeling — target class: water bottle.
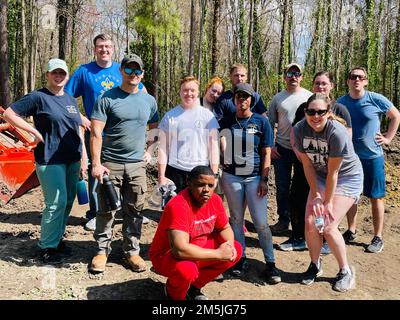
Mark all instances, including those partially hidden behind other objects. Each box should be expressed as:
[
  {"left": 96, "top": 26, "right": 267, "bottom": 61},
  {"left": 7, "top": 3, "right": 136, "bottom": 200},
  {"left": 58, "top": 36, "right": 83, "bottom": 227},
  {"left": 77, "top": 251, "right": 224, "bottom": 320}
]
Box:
[
  {"left": 102, "top": 174, "right": 121, "bottom": 211},
  {"left": 160, "top": 183, "right": 177, "bottom": 209},
  {"left": 76, "top": 178, "right": 89, "bottom": 205},
  {"left": 314, "top": 216, "right": 325, "bottom": 233}
]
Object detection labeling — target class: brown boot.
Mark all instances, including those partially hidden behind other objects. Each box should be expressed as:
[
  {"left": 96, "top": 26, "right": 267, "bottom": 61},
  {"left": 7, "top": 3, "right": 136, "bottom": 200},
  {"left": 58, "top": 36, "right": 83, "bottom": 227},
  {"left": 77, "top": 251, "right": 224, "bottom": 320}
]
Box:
[
  {"left": 126, "top": 255, "right": 147, "bottom": 272},
  {"left": 90, "top": 254, "right": 107, "bottom": 272}
]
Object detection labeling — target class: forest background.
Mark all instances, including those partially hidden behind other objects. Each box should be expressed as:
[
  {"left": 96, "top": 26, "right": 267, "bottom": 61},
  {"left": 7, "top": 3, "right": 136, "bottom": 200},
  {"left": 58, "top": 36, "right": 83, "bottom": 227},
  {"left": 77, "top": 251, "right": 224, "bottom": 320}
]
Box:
[{"left": 0, "top": 0, "right": 399, "bottom": 119}]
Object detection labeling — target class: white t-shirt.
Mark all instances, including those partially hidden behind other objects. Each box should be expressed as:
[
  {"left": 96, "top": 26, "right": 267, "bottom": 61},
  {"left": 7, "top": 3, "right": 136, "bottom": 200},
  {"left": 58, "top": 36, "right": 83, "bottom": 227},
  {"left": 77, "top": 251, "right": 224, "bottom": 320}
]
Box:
[
  {"left": 268, "top": 88, "right": 312, "bottom": 149},
  {"left": 159, "top": 104, "right": 219, "bottom": 171}
]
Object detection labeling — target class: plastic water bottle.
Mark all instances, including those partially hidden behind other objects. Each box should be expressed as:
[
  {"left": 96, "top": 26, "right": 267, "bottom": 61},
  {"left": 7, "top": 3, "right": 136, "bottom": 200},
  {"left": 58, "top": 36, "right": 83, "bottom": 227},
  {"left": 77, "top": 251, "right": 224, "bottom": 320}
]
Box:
[
  {"left": 102, "top": 175, "right": 121, "bottom": 211},
  {"left": 314, "top": 216, "right": 325, "bottom": 233},
  {"left": 76, "top": 178, "right": 89, "bottom": 205},
  {"left": 160, "top": 183, "right": 177, "bottom": 209}
]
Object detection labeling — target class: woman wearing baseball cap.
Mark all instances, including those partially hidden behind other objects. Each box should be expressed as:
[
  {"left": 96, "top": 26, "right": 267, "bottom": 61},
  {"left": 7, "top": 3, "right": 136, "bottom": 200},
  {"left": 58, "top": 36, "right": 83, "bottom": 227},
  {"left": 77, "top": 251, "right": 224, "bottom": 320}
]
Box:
[{"left": 4, "top": 58, "right": 87, "bottom": 264}]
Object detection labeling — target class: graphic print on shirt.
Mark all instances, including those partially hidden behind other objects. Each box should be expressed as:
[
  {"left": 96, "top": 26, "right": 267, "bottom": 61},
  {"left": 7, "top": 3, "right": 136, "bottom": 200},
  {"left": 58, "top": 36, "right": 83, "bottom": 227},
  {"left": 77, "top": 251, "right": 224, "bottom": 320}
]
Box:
[
  {"left": 95, "top": 74, "right": 120, "bottom": 94},
  {"left": 191, "top": 214, "right": 217, "bottom": 239},
  {"left": 303, "top": 136, "right": 329, "bottom": 169}
]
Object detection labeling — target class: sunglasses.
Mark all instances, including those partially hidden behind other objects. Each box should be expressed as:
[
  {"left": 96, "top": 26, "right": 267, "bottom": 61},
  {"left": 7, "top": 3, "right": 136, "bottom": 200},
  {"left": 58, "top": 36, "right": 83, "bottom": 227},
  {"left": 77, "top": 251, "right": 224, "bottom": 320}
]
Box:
[
  {"left": 123, "top": 67, "right": 143, "bottom": 76},
  {"left": 286, "top": 71, "right": 301, "bottom": 78},
  {"left": 349, "top": 74, "right": 367, "bottom": 81},
  {"left": 235, "top": 92, "right": 251, "bottom": 99},
  {"left": 305, "top": 109, "right": 328, "bottom": 116}
]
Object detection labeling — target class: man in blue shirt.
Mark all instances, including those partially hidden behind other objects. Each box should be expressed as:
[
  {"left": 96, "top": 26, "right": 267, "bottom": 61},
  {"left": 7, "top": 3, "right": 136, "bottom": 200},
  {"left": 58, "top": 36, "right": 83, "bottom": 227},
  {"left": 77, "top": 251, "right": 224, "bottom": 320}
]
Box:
[
  {"left": 337, "top": 67, "right": 400, "bottom": 253},
  {"left": 213, "top": 63, "right": 267, "bottom": 121},
  {"left": 65, "top": 34, "right": 146, "bottom": 231}
]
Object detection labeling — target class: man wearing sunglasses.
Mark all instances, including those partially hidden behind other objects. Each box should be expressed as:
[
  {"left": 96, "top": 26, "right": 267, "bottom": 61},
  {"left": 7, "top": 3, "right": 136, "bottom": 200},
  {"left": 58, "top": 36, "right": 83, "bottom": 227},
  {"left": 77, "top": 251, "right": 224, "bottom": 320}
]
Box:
[
  {"left": 65, "top": 34, "right": 147, "bottom": 232},
  {"left": 337, "top": 67, "right": 400, "bottom": 253},
  {"left": 88, "top": 54, "right": 159, "bottom": 274},
  {"left": 268, "top": 63, "right": 312, "bottom": 234}
]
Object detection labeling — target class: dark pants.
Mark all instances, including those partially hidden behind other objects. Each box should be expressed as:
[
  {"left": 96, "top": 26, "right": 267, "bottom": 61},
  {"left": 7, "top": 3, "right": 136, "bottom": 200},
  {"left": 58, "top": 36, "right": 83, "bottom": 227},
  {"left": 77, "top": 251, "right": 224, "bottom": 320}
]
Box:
[
  {"left": 289, "top": 158, "right": 308, "bottom": 239},
  {"left": 165, "top": 165, "right": 190, "bottom": 193}
]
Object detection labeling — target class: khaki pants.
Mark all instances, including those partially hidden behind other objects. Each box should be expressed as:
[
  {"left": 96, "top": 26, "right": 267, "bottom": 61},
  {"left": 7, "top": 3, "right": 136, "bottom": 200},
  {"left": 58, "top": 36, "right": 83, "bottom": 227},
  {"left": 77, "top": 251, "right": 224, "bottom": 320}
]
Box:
[{"left": 94, "top": 161, "right": 147, "bottom": 257}]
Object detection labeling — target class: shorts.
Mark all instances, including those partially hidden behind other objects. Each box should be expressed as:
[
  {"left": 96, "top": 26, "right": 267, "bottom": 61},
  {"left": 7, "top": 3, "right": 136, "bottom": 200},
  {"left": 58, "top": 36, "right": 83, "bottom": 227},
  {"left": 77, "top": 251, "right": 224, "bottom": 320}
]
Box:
[
  {"left": 360, "top": 156, "right": 385, "bottom": 198},
  {"left": 317, "top": 172, "right": 363, "bottom": 204}
]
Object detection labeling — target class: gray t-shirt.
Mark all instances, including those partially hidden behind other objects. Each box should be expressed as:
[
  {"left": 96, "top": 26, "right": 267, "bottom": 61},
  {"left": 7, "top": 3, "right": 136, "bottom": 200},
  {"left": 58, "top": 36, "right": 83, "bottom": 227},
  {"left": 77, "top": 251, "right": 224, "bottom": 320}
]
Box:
[
  {"left": 268, "top": 88, "right": 313, "bottom": 149},
  {"left": 91, "top": 86, "right": 159, "bottom": 163},
  {"left": 293, "top": 118, "right": 362, "bottom": 180}
]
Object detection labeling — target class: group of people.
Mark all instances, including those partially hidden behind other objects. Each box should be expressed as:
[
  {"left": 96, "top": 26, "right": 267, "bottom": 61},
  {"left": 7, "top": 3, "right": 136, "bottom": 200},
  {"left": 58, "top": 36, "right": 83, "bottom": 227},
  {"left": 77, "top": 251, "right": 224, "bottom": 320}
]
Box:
[{"left": 3, "top": 33, "right": 400, "bottom": 300}]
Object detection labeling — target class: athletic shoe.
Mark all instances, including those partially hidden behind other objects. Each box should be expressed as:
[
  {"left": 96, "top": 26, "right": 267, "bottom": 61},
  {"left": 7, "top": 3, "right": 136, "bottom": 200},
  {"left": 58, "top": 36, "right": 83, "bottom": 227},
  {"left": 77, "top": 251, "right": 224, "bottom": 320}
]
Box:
[
  {"left": 342, "top": 229, "right": 357, "bottom": 244},
  {"left": 365, "top": 236, "right": 384, "bottom": 253},
  {"left": 186, "top": 285, "right": 208, "bottom": 300},
  {"left": 301, "top": 262, "right": 323, "bottom": 285},
  {"left": 333, "top": 266, "right": 356, "bottom": 292},
  {"left": 320, "top": 241, "right": 331, "bottom": 255},
  {"left": 278, "top": 238, "right": 307, "bottom": 251},
  {"left": 265, "top": 262, "right": 281, "bottom": 284}
]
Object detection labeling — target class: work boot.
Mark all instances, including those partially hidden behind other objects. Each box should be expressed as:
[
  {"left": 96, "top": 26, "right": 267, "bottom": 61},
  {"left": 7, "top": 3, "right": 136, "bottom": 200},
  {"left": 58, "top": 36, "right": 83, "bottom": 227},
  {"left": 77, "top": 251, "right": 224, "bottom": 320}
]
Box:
[
  {"left": 90, "top": 254, "right": 107, "bottom": 273},
  {"left": 126, "top": 255, "right": 147, "bottom": 272}
]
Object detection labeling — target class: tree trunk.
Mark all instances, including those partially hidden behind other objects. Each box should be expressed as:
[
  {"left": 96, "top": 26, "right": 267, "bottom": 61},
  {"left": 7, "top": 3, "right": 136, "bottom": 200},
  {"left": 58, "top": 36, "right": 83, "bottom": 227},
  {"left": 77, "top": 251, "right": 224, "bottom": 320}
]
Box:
[
  {"left": 211, "top": 0, "right": 221, "bottom": 75},
  {"left": 335, "top": 0, "right": 343, "bottom": 93},
  {"left": 21, "top": 0, "right": 28, "bottom": 95},
  {"left": 394, "top": 0, "right": 400, "bottom": 107},
  {"left": 197, "top": 0, "right": 207, "bottom": 84},
  {"left": 187, "top": 0, "right": 196, "bottom": 75},
  {"left": 247, "top": 0, "right": 254, "bottom": 82},
  {"left": 58, "top": 0, "right": 68, "bottom": 59},
  {"left": 324, "top": 0, "right": 333, "bottom": 71},
  {"left": 151, "top": 35, "right": 159, "bottom": 102},
  {"left": 278, "top": 0, "right": 289, "bottom": 91},
  {"left": 0, "top": 0, "right": 10, "bottom": 107}
]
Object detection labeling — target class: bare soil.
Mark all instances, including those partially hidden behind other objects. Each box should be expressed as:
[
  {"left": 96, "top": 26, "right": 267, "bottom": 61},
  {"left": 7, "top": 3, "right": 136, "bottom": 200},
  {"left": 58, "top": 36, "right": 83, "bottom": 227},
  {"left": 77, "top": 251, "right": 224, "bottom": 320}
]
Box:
[{"left": 1, "top": 134, "right": 399, "bottom": 301}]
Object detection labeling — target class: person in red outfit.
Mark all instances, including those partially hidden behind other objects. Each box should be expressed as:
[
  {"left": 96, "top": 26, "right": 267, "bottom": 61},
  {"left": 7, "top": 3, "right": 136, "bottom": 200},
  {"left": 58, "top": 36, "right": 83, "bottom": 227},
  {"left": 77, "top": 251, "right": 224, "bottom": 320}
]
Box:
[{"left": 149, "top": 166, "right": 242, "bottom": 300}]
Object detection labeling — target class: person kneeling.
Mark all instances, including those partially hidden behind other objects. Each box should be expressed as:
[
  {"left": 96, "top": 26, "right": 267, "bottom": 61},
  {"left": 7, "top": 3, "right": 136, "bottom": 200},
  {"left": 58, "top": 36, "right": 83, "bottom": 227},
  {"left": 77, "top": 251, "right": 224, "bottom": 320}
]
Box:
[{"left": 149, "top": 166, "right": 242, "bottom": 300}]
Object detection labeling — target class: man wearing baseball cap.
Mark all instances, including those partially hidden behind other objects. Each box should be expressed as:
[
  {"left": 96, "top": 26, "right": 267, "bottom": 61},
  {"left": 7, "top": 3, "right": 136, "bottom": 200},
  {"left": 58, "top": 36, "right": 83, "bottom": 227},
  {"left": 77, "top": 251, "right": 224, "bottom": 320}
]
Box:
[
  {"left": 89, "top": 53, "right": 159, "bottom": 274},
  {"left": 268, "top": 63, "right": 312, "bottom": 238}
]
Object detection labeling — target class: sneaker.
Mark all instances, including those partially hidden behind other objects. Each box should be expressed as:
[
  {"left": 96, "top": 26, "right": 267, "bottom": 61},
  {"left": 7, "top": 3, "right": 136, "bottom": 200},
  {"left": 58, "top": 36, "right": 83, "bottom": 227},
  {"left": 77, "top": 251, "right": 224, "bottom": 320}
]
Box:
[
  {"left": 265, "top": 262, "right": 281, "bottom": 284},
  {"left": 342, "top": 229, "right": 357, "bottom": 244},
  {"left": 278, "top": 238, "right": 307, "bottom": 251},
  {"left": 186, "top": 285, "right": 208, "bottom": 300},
  {"left": 320, "top": 241, "right": 331, "bottom": 255},
  {"left": 142, "top": 216, "right": 150, "bottom": 224},
  {"left": 213, "top": 273, "right": 224, "bottom": 282},
  {"left": 230, "top": 257, "right": 246, "bottom": 277},
  {"left": 301, "top": 262, "right": 323, "bottom": 285},
  {"left": 270, "top": 221, "right": 289, "bottom": 234},
  {"left": 333, "top": 266, "right": 356, "bottom": 292},
  {"left": 57, "top": 240, "right": 72, "bottom": 256},
  {"left": 366, "top": 236, "right": 384, "bottom": 253},
  {"left": 125, "top": 255, "right": 147, "bottom": 272},
  {"left": 39, "top": 248, "right": 63, "bottom": 264},
  {"left": 164, "top": 283, "right": 173, "bottom": 300},
  {"left": 84, "top": 217, "right": 96, "bottom": 231},
  {"left": 90, "top": 254, "right": 108, "bottom": 273}
]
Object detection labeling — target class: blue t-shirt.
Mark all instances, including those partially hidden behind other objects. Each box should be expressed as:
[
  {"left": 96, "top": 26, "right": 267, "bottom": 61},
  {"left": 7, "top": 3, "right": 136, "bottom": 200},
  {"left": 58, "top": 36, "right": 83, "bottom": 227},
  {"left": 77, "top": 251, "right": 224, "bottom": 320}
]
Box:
[
  {"left": 219, "top": 113, "right": 273, "bottom": 176},
  {"left": 213, "top": 90, "right": 267, "bottom": 121},
  {"left": 65, "top": 61, "right": 144, "bottom": 117},
  {"left": 10, "top": 88, "right": 82, "bottom": 165},
  {"left": 91, "top": 87, "right": 159, "bottom": 163},
  {"left": 337, "top": 91, "right": 393, "bottom": 159}
]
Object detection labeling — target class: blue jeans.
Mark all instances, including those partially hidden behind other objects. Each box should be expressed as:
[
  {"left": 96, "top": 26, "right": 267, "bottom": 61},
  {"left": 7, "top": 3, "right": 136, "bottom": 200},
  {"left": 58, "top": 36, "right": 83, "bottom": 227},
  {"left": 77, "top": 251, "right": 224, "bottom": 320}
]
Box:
[
  {"left": 35, "top": 161, "right": 81, "bottom": 249},
  {"left": 272, "top": 144, "right": 297, "bottom": 225},
  {"left": 85, "top": 130, "right": 99, "bottom": 219},
  {"left": 221, "top": 172, "right": 275, "bottom": 263}
]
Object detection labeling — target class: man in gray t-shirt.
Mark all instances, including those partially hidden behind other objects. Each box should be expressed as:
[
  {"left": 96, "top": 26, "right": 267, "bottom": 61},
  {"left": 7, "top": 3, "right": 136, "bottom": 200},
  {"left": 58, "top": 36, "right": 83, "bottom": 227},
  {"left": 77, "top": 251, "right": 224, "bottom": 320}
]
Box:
[
  {"left": 268, "top": 63, "right": 312, "bottom": 233},
  {"left": 89, "top": 54, "right": 159, "bottom": 274}
]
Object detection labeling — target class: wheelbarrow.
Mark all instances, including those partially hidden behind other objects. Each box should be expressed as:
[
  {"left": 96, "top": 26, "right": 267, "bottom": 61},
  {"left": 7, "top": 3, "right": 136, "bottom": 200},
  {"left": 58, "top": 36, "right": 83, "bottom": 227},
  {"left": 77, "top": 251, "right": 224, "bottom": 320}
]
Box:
[{"left": 0, "top": 106, "right": 39, "bottom": 206}]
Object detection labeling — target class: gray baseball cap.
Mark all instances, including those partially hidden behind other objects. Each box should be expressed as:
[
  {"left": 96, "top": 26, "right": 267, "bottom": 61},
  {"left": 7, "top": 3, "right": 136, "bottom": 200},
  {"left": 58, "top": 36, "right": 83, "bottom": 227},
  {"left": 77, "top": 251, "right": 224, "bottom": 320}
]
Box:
[
  {"left": 121, "top": 53, "right": 144, "bottom": 70},
  {"left": 233, "top": 83, "right": 255, "bottom": 96}
]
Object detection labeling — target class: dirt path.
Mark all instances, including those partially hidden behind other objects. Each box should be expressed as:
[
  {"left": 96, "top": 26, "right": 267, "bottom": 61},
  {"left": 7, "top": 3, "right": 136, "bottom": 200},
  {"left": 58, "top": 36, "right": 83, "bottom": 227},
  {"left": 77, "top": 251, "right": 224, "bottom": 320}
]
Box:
[{"left": 1, "top": 136, "right": 400, "bottom": 300}]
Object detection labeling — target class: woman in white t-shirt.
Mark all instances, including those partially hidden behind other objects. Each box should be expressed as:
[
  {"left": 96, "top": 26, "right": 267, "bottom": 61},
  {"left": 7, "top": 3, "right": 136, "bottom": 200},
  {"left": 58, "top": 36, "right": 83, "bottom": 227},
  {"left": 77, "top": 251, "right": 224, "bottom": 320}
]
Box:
[{"left": 158, "top": 76, "right": 220, "bottom": 192}]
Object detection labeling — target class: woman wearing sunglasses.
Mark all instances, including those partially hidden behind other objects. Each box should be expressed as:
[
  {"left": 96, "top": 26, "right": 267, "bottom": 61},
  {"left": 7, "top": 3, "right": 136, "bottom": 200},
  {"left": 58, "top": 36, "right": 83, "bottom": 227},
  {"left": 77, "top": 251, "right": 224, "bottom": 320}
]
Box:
[
  {"left": 293, "top": 93, "right": 362, "bottom": 292},
  {"left": 158, "top": 76, "right": 220, "bottom": 193},
  {"left": 219, "top": 83, "right": 281, "bottom": 284},
  {"left": 279, "top": 71, "right": 353, "bottom": 255}
]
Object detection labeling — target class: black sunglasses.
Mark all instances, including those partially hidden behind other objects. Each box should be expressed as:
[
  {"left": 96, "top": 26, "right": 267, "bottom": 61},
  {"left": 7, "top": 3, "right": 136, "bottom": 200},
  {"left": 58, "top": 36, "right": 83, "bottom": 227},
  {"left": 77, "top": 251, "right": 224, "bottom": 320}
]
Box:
[
  {"left": 305, "top": 109, "right": 328, "bottom": 116},
  {"left": 235, "top": 92, "right": 251, "bottom": 99},
  {"left": 286, "top": 71, "right": 301, "bottom": 78},
  {"left": 349, "top": 74, "right": 367, "bottom": 81},
  {"left": 123, "top": 67, "right": 143, "bottom": 76}
]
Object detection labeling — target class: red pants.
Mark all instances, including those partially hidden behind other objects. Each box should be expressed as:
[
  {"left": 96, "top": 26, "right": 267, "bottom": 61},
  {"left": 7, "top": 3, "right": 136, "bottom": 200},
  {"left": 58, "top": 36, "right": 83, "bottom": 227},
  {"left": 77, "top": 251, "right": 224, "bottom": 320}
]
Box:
[{"left": 152, "top": 234, "right": 242, "bottom": 300}]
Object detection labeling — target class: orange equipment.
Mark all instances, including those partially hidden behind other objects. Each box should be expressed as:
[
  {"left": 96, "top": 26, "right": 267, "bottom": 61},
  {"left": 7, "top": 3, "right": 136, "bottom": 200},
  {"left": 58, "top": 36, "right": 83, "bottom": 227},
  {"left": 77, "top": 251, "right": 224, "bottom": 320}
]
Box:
[{"left": 0, "top": 106, "right": 40, "bottom": 206}]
